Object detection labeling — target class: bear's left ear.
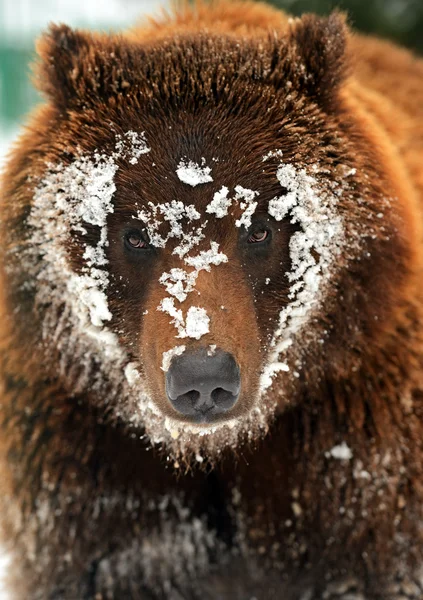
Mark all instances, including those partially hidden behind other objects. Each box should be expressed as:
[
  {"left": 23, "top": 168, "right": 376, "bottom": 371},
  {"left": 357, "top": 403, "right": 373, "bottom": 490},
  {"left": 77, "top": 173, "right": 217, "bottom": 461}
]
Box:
[
  {"left": 286, "top": 11, "right": 349, "bottom": 110},
  {"left": 34, "top": 24, "right": 133, "bottom": 110}
]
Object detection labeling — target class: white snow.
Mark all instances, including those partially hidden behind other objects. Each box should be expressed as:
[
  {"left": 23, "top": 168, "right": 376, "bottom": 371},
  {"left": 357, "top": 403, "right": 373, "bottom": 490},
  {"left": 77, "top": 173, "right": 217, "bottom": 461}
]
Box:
[
  {"left": 158, "top": 298, "right": 186, "bottom": 338},
  {"left": 115, "top": 130, "right": 151, "bottom": 164},
  {"left": 185, "top": 307, "right": 210, "bottom": 340},
  {"left": 234, "top": 186, "right": 259, "bottom": 228},
  {"left": 328, "top": 442, "right": 353, "bottom": 461},
  {"left": 260, "top": 162, "right": 345, "bottom": 391},
  {"left": 158, "top": 300, "right": 210, "bottom": 341},
  {"left": 184, "top": 242, "right": 228, "bottom": 271},
  {"left": 262, "top": 149, "right": 284, "bottom": 162},
  {"left": 0, "top": 547, "right": 11, "bottom": 599},
  {"left": 157, "top": 242, "right": 227, "bottom": 339},
  {"left": 161, "top": 345, "right": 186, "bottom": 372},
  {"left": 27, "top": 130, "right": 150, "bottom": 397},
  {"left": 124, "top": 362, "right": 141, "bottom": 387},
  {"left": 137, "top": 200, "right": 205, "bottom": 258},
  {"left": 159, "top": 269, "right": 198, "bottom": 303},
  {"left": 176, "top": 158, "right": 213, "bottom": 187},
  {"left": 206, "top": 186, "right": 231, "bottom": 218}
]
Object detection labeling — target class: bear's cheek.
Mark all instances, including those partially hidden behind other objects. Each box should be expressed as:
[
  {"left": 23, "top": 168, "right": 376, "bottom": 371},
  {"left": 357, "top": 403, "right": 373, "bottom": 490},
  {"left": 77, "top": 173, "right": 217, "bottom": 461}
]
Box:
[{"left": 138, "top": 263, "right": 263, "bottom": 423}]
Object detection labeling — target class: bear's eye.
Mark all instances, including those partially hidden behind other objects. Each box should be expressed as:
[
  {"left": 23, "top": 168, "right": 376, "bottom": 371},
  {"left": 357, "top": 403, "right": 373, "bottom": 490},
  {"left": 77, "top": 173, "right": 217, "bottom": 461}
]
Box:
[
  {"left": 125, "top": 230, "right": 149, "bottom": 250},
  {"left": 247, "top": 229, "right": 270, "bottom": 244}
]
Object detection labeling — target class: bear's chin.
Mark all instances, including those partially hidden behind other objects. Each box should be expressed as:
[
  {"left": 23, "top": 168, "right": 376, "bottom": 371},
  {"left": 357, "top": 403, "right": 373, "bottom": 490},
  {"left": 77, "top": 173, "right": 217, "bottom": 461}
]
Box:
[{"left": 127, "top": 392, "right": 276, "bottom": 467}]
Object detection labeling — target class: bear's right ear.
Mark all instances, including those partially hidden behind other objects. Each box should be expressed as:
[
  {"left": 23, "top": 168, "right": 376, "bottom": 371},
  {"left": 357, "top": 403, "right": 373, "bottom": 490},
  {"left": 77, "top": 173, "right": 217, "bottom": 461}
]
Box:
[{"left": 35, "top": 24, "right": 96, "bottom": 109}]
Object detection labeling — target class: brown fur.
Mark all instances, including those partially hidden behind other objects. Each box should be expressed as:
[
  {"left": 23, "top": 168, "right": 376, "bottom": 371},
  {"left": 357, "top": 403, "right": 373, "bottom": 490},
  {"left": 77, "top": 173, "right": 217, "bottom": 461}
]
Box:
[{"left": 1, "top": 1, "right": 423, "bottom": 599}]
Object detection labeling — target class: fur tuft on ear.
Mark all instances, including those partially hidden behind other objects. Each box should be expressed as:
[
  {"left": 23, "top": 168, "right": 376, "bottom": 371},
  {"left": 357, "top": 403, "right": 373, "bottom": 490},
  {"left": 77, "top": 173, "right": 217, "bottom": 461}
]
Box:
[
  {"left": 34, "top": 24, "right": 135, "bottom": 110},
  {"left": 35, "top": 24, "right": 95, "bottom": 109},
  {"left": 288, "top": 11, "right": 349, "bottom": 109}
]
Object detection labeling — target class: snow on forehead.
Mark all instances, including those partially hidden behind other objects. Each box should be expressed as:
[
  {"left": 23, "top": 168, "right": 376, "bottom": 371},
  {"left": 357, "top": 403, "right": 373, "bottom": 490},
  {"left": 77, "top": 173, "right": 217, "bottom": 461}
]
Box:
[{"left": 176, "top": 158, "right": 213, "bottom": 187}]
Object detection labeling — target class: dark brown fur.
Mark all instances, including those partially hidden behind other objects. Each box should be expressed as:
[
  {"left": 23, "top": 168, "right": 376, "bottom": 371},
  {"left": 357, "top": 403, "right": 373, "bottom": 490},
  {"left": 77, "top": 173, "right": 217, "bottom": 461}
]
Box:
[{"left": 1, "top": 1, "right": 423, "bottom": 599}]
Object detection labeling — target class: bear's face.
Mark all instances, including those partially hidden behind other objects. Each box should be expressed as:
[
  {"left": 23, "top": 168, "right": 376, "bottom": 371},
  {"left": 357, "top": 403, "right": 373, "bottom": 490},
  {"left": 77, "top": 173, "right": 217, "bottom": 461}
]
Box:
[{"left": 7, "top": 15, "right": 411, "bottom": 460}]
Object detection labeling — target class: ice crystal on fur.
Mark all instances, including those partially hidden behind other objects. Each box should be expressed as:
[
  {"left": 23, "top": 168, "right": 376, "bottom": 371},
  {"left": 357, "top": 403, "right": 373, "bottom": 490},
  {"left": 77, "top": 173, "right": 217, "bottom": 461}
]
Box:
[
  {"left": 124, "top": 362, "right": 142, "bottom": 387},
  {"left": 159, "top": 269, "right": 197, "bottom": 303},
  {"left": 262, "top": 149, "right": 284, "bottom": 162},
  {"left": 157, "top": 300, "right": 209, "bottom": 340},
  {"left": 158, "top": 241, "right": 227, "bottom": 340},
  {"left": 176, "top": 158, "right": 213, "bottom": 187},
  {"left": 159, "top": 243, "right": 227, "bottom": 305},
  {"left": 115, "top": 130, "right": 151, "bottom": 164}
]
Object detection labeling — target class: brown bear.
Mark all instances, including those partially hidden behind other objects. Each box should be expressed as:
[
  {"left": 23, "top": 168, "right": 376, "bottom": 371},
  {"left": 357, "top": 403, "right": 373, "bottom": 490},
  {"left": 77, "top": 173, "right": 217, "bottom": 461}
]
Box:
[{"left": 1, "top": 0, "right": 423, "bottom": 598}]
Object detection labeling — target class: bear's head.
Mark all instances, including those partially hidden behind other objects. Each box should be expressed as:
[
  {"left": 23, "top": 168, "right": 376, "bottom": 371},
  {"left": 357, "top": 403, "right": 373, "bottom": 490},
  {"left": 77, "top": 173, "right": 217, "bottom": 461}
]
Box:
[{"left": 1, "top": 12, "right": 417, "bottom": 462}]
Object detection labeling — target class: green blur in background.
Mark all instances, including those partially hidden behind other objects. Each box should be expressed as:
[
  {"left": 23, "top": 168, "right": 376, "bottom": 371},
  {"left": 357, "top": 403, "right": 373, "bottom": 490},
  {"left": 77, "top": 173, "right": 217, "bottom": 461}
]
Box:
[
  {"left": 271, "top": 0, "right": 423, "bottom": 52},
  {"left": 0, "top": 0, "right": 422, "bottom": 156}
]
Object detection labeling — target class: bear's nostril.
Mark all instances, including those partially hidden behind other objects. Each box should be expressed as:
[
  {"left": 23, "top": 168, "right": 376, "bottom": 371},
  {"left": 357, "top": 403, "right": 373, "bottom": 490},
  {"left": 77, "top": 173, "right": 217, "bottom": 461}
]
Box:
[
  {"left": 211, "top": 387, "right": 238, "bottom": 410},
  {"left": 165, "top": 348, "right": 240, "bottom": 423}
]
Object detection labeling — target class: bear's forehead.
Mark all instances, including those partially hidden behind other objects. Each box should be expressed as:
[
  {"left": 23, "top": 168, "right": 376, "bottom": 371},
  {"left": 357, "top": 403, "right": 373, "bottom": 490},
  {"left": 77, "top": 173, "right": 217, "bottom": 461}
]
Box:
[
  {"left": 114, "top": 149, "right": 283, "bottom": 217},
  {"left": 108, "top": 116, "right": 324, "bottom": 219}
]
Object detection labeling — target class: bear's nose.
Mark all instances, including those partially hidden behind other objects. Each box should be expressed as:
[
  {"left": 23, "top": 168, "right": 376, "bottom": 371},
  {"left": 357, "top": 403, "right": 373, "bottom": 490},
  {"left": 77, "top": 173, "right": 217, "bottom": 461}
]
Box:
[{"left": 165, "top": 348, "right": 241, "bottom": 422}]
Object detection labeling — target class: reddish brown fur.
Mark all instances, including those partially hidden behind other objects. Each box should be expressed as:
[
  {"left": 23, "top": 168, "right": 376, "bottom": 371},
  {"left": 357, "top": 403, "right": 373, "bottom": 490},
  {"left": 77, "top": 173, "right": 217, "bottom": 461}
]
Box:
[{"left": 0, "top": 1, "right": 423, "bottom": 599}]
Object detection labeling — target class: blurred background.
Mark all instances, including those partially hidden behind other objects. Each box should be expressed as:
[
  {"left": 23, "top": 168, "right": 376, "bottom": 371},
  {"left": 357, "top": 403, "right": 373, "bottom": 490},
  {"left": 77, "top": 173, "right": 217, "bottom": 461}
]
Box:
[
  {"left": 0, "top": 0, "right": 169, "bottom": 166},
  {"left": 1, "top": 0, "right": 422, "bottom": 167}
]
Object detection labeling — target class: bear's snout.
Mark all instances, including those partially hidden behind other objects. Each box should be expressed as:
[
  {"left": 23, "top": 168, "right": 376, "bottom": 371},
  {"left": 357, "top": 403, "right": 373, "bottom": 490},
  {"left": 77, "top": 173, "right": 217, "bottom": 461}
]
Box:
[{"left": 165, "top": 348, "right": 241, "bottom": 423}]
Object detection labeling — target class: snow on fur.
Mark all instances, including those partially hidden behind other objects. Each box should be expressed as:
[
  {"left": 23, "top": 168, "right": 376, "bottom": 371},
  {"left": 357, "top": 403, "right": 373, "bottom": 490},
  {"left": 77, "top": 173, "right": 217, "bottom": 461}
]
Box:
[
  {"left": 260, "top": 162, "right": 345, "bottom": 390},
  {"left": 234, "top": 186, "right": 259, "bottom": 228},
  {"left": 27, "top": 138, "right": 346, "bottom": 458},
  {"left": 157, "top": 242, "right": 227, "bottom": 339},
  {"left": 262, "top": 149, "right": 284, "bottom": 162},
  {"left": 28, "top": 132, "right": 150, "bottom": 393},
  {"left": 162, "top": 345, "right": 186, "bottom": 372},
  {"left": 206, "top": 186, "right": 231, "bottom": 218},
  {"left": 328, "top": 442, "right": 353, "bottom": 461},
  {"left": 176, "top": 158, "right": 213, "bottom": 187},
  {"left": 158, "top": 243, "right": 227, "bottom": 304},
  {"left": 185, "top": 307, "right": 210, "bottom": 339},
  {"left": 136, "top": 200, "right": 206, "bottom": 258},
  {"left": 158, "top": 299, "right": 210, "bottom": 340}
]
